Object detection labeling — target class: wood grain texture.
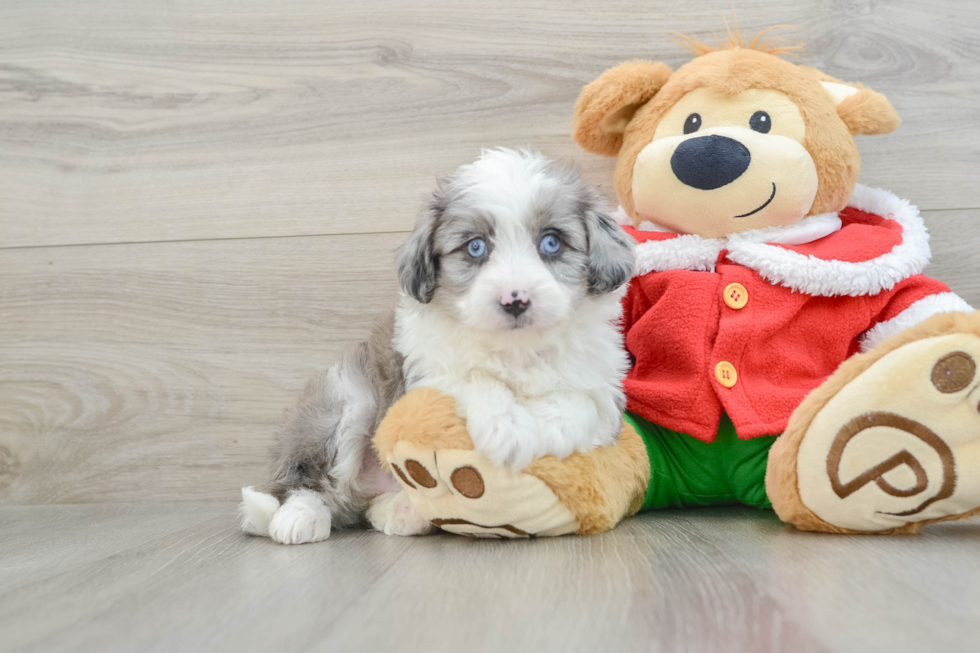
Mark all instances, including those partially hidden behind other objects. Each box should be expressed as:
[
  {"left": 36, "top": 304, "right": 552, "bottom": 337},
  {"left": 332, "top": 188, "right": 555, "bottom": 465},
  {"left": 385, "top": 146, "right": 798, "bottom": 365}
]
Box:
[
  {"left": 922, "top": 209, "right": 980, "bottom": 302},
  {"left": 0, "top": 233, "right": 403, "bottom": 504},
  {"left": 1, "top": 503, "right": 978, "bottom": 653},
  {"left": 2, "top": 0, "right": 980, "bottom": 248}
]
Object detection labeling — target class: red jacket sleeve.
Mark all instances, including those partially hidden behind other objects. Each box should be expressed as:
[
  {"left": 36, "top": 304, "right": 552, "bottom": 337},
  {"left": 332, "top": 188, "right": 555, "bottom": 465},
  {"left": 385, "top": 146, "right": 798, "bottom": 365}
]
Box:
[{"left": 861, "top": 274, "right": 973, "bottom": 351}]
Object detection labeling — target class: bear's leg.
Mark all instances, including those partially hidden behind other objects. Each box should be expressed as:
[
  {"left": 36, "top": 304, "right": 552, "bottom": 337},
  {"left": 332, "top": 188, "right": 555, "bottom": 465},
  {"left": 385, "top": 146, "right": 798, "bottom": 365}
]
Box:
[
  {"left": 767, "top": 312, "right": 980, "bottom": 533},
  {"left": 626, "top": 412, "right": 777, "bottom": 511}
]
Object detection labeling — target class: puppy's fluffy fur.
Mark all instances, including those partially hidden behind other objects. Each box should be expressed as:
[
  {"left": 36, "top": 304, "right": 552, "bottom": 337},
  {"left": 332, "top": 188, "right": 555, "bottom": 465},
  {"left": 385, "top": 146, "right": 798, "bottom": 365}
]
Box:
[{"left": 240, "top": 149, "right": 635, "bottom": 543}]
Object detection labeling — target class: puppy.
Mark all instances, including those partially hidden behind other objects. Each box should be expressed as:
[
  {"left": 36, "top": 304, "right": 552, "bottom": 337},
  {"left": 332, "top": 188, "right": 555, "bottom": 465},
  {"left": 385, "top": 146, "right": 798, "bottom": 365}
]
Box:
[{"left": 240, "top": 149, "right": 635, "bottom": 543}]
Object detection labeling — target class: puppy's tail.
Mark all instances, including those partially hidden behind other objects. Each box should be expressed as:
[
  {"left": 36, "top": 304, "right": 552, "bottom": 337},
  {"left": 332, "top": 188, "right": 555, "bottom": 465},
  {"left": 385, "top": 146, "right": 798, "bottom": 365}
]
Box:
[{"left": 239, "top": 486, "right": 281, "bottom": 537}]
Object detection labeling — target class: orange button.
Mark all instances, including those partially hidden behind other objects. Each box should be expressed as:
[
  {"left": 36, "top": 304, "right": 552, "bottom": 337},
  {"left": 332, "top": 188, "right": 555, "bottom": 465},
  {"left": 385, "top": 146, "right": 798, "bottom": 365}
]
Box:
[
  {"left": 715, "top": 361, "right": 738, "bottom": 388},
  {"left": 723, "top": 282, "right": 748, "bottom": 309}
]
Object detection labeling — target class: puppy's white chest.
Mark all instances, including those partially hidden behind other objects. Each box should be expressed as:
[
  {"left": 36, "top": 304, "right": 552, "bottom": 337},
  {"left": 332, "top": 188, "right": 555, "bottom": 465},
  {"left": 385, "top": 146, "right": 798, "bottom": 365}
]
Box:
[{"left": 473, "top": 352, "right": 562, "bottom": 398}]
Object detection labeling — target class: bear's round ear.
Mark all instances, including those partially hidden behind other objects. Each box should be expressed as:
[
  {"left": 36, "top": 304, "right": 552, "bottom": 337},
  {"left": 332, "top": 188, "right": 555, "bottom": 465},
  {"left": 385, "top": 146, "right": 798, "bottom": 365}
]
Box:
[
  {"left": 573, "top": 60, "right": 673, "bottom": 157},
  {"left": 820, "top": 81, "right": 901, "bottom": 136}
]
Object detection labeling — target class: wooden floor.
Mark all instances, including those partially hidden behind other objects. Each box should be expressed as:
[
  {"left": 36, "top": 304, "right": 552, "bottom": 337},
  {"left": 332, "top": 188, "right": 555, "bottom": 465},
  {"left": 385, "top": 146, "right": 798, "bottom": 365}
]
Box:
[
  {"left": 1, "top": 503, "right": 978, "bottom": 653},
  {"left": 3, "top": 1, "right": 980, "bottom": 651}
]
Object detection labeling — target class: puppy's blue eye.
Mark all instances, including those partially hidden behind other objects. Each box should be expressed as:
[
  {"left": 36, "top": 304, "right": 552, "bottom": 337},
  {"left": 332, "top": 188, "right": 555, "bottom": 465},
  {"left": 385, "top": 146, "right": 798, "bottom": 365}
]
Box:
[
  {"left": 467, "top": 238, "right": 487, "bottom": 258},
  {"left": 539, "top": 234, "right": 561, "bottom": 255}
]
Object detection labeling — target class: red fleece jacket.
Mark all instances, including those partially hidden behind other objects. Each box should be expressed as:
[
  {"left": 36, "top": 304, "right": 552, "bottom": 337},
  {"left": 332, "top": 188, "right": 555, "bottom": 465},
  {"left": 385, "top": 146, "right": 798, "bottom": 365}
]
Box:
[{"left": 620, "top": 186, "right": 969, "bottom": 441}]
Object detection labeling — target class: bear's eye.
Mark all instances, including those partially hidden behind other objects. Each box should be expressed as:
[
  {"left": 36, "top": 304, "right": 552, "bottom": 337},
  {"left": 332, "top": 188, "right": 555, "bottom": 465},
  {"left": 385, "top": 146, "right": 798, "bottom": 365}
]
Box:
[
  {"left": 749, "top": 111, "right": 772, "bottom": 134},
  {"left": 683, "top": 113, "right": 701, "bottom": 134}
]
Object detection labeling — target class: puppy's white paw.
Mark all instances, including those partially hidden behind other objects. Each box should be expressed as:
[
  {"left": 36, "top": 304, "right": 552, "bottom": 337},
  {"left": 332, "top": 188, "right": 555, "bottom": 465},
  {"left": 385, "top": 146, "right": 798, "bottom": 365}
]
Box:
[
  {"left": 267, "top": 490, "right": 332, "bottom": 545},
  {"left": 468, "top": 403, "right": 539, "bottom": 470},
  {"left": 367, "top": 491, "right": 436, "bottom": 536},
  {"left": 239, "top": 486, "right": 281, "bottom": 537}
]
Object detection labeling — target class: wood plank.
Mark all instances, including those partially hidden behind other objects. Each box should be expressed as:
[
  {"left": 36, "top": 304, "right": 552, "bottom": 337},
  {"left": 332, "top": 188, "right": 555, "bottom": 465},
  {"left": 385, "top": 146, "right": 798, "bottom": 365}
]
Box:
[
  {"left": 677, "top": 509, "right": 980, "bottom": 652},
  {"left": 0, "top": 233, "right": 404, "bottom": 504},
  {"left": 922, "top": 209, "right": 980, "bottom": 303},
  {"left": 2, "top": 0, "right": 980, "bottom": 248},
  {"left": 322, "top": 512, "right": 828, "bottom": 653},
  {"left": 0, "top": 503, "right": 231, "bottom": 593},
  {"left": 2, "top": 209, "right": 979, "bottom": 506},
  {"left": 0, "top": 503, "right": 419, "bottom": 653},
  {"left": 3, "top": 504, "right": 978, "bottom": 652}
]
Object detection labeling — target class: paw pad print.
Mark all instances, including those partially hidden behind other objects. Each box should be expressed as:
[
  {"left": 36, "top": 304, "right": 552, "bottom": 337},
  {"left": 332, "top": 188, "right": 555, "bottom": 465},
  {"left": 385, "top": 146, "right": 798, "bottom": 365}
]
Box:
[{"left": 449, "top": 466, "right": 485, "bottom": 498}]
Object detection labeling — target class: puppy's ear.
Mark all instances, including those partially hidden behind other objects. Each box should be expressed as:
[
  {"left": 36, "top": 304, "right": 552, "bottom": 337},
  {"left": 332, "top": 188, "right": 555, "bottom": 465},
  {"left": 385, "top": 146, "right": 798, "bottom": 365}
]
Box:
[
  {"left": 573, "top": 60, "right": 673, "bottom": 157},
  {"left": 585, "top": 210, "right": 635, "bottom": 295},
  {"left": 820, "top": 81, "right": 900, "bottom": 135},
  {"left": 395, "top": 194, "right": 443, "bottom": 304}
]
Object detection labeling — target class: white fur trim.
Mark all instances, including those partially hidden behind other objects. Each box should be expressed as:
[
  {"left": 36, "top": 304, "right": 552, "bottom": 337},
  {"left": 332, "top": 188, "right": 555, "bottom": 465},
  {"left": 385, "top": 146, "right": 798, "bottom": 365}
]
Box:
[
  {"left": 727, "top": 185, "right": 931, "bottom": 297},
  {"left": 734, "top": 212, "right": 842, "bottom": 246},
  {"left": 632, "top": 209, "right": 843, "bottom": 276},
  {"left": 636, "top": 219, "right": 675, "bottom": 233},
  {"left": 634, "top": 233, "right": 725, "bottom": 275},
  {"left": 860, "top": 293, "right": 975, "bottom": 352},
  {"left": 630, "top": 185, "right": 932, "bottom": 297}
]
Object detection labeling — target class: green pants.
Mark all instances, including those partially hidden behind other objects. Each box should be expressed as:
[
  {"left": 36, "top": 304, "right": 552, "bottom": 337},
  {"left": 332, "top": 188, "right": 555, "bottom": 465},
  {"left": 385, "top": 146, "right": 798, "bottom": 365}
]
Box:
[{"left": 625, "top": 412, "right": 777, "bottom": 511}]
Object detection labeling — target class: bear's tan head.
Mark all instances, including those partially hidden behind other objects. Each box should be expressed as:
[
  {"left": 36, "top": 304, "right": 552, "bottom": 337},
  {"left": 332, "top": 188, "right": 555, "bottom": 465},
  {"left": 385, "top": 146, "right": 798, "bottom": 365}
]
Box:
[{"left": 573, "top": 30, "right": 900, "bottom": 238}]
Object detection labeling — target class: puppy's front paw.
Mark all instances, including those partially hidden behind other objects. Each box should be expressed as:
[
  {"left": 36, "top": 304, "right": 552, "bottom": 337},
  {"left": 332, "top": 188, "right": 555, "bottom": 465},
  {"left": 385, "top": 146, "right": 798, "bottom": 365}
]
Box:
[
  {"left": 367, "top": 491, "right": 436, "bottom": 536},
  {"left": 267, "top": 491, "right": 332, "bottom": 545},
  {"left": 468, "top": 403, "right": 539, "bottom": 470}
]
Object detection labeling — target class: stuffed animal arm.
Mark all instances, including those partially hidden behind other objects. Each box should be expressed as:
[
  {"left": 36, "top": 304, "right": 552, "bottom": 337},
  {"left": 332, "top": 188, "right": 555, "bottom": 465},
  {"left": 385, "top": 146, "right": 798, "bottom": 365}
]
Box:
[{"left": 370, "top": 389, "right": 649, "bottom": 538}]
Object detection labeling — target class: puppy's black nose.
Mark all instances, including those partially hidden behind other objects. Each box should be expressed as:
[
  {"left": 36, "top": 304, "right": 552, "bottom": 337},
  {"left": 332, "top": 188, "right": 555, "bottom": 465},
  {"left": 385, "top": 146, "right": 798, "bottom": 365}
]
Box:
[
  {"left": 670, "top": 135, "right": 751, "bottom": 190},
  {"left": 501, "top": 300, "right": 530, "bottom": 318}
]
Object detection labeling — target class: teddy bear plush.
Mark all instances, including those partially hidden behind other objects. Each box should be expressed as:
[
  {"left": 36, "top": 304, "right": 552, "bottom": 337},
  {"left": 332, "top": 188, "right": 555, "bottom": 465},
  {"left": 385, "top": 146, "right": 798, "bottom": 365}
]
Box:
[{"left": 374, "top": 29, "right": 980, "bottom": 537}]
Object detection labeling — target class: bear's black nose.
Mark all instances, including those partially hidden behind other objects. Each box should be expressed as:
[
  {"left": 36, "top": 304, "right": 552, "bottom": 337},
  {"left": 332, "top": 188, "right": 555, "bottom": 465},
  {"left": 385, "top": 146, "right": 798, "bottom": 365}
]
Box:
[{"left": 670, "top": 135, "right": 751, "bottom": 190}]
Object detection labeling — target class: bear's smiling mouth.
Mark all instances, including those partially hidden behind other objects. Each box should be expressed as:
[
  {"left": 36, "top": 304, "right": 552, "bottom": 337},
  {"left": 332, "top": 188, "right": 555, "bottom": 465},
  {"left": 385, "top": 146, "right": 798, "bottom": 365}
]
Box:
[{"left": 734, "top": 182, "right": 777, "bottom": 218}]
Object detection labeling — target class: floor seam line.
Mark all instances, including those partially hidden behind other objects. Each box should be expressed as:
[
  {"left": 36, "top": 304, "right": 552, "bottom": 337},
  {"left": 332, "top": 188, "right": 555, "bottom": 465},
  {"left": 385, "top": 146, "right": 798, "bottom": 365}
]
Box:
[{"left": 0, "top": 230, "right": 413, "bottom": 252}]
